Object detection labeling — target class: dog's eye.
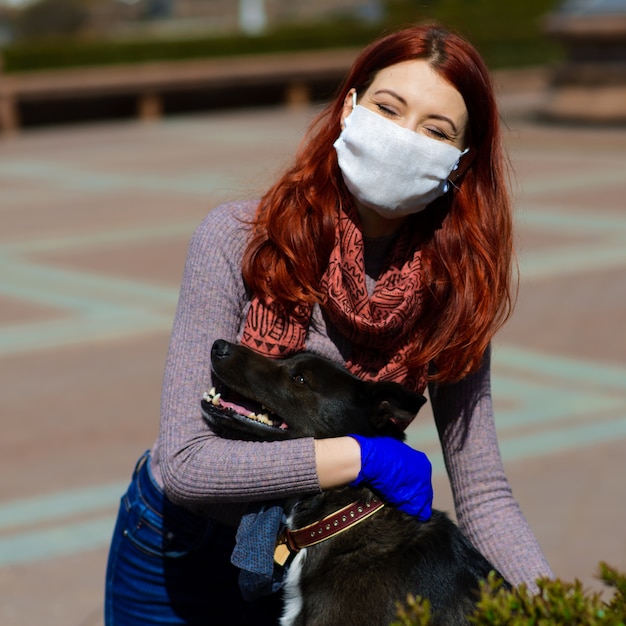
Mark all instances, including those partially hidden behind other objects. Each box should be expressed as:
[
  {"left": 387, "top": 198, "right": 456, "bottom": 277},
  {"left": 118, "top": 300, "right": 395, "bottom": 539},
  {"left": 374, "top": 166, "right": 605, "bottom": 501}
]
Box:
[{"left": 291, "top": 373, "right": 307, "bottom": 385}]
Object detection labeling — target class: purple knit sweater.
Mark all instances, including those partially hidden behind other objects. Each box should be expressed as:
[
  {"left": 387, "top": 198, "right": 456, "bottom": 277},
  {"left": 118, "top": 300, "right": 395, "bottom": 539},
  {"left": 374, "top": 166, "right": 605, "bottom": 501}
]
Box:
[{"left": 150, "top": 199, "right": 553, "bottom": 590}]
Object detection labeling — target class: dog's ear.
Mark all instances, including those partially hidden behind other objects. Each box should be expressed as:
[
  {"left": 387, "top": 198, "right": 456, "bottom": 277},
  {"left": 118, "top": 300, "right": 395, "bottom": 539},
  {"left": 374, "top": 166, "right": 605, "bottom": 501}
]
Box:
[{"left": 371, "top": 382, "right": 427, "bottom": 431}]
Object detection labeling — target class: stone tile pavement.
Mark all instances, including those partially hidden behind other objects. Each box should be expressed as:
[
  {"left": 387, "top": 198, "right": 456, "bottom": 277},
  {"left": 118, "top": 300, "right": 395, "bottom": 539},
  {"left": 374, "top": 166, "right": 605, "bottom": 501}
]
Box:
[{"left": 0, "top": 84, "right": 625, "bottom": 624}]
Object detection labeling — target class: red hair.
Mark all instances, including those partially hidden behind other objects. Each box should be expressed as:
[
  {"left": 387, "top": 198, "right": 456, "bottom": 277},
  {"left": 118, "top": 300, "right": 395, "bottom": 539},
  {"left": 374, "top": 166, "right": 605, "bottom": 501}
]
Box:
[{"left": 242, "top": 24, "right": 516, "bottom": 383}]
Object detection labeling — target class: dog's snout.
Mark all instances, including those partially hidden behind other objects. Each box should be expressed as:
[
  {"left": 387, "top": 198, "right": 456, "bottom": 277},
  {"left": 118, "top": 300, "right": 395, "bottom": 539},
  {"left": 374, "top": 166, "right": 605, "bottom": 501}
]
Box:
[{"left": 212, "top": 339, "right": 231, "bottom": 359}]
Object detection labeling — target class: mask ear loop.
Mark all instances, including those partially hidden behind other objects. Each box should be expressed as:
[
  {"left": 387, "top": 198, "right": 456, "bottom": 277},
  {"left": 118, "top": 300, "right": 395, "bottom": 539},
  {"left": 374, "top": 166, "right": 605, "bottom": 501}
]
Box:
[{"left": 444, "top": 147, "right": 470, "bottom": 193}]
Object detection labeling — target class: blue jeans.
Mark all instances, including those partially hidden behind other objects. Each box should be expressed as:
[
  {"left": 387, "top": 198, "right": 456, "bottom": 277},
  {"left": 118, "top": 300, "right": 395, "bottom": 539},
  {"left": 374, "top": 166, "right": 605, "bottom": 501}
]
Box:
[{"left": 104, "top": 452, "right": 282, "bottom": 625}]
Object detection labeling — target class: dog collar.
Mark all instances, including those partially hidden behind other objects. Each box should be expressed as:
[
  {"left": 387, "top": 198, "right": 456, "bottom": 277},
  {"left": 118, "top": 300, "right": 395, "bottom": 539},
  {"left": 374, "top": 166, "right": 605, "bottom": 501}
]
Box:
[{"left": 274, "top": 497, "right": 385, "bottom": 566}]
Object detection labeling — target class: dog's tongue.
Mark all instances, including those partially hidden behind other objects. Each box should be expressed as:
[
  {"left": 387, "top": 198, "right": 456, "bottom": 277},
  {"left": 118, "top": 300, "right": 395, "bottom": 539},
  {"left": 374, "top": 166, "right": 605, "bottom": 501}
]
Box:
[
  {"left": 222, "top": 397, "right": 288, "bottom": 430},
  {"left": 204, "top": 386, "right": 262, "bottom": 416},
  {"left": 220, "top": 397, "right": 255, "bottom": 416},
  {"left": 203, "top": 387, "right": 287, "bottom": 429}
]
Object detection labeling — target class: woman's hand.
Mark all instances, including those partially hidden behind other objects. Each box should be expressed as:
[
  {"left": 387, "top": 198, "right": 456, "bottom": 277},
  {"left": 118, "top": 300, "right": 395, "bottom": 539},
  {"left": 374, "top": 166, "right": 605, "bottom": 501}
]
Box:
[{"left": 349, "top": 435, "right": 433, "bottom": 520}]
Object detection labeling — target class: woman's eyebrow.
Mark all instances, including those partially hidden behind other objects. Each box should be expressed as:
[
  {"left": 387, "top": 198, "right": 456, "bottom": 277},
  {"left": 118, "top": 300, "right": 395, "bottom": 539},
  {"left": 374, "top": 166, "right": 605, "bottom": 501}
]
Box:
[
  {"left": 372, "top": 88, "right": 459, "bottom": 134},
  {"left": 430, "top": 114, "right": 459, "bottom": 134},
  {"left": 373, "top": 88, "right": 407, "bottom": 106}
]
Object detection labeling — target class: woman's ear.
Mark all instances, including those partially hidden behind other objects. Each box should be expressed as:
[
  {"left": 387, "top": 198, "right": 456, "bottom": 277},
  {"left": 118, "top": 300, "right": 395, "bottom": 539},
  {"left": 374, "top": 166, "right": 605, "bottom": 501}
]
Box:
[{"left": 340, "top": 88, "right": 357, "bottom": 130}]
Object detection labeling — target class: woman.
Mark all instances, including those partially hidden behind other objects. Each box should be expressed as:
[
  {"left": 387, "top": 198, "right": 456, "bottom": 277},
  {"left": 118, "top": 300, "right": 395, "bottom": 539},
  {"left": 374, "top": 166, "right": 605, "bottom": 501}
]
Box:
[{"left": 105, "top": 23, "right": 553, "bottom": 625}]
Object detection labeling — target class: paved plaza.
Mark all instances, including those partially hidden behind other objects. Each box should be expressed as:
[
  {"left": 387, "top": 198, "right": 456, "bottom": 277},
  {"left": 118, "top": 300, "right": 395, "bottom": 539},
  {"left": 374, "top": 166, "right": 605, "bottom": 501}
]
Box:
[{"left": 1, "top": 81, "right": 625, "bottom": 624}]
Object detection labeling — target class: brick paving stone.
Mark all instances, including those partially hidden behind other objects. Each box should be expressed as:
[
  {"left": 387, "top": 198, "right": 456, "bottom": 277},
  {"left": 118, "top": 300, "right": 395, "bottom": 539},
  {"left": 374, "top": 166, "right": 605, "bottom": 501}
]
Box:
[{"left": 1, "top": 80, "right": 625, "bottom": 625}]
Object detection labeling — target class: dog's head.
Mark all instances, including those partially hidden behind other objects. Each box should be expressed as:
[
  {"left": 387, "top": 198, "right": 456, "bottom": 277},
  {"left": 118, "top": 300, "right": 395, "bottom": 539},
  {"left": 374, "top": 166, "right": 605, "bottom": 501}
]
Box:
[{"left": 201, "top": 340, "right": 426, "bottom": 441}]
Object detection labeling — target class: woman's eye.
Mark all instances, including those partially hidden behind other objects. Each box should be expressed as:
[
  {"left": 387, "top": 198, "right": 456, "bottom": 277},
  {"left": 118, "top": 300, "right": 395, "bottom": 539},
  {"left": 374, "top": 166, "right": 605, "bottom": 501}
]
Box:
[
  {"left": 375, "top": 103, "right": 398, "bottom": 118},
  {"left": 425, "top": 127, "right": 450, "bottom": 141}
]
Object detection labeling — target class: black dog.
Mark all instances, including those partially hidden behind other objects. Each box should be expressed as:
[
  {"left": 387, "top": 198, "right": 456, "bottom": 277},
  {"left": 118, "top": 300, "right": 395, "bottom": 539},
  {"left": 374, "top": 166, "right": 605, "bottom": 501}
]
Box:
[{"left": 201, "top": 339, "right": 508, "bottom": 626}]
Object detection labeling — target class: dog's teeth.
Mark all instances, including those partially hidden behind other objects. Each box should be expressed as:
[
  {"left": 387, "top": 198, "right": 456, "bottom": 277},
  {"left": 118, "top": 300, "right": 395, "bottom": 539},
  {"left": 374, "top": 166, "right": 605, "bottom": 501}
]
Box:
[
  {"left": 247, "top": 412, "right": 273, "bottom": 425},
  {"left": 203, "top": 387, "right": 217, "bottom": 402},
  {"left": 211, "top": 393, "right": 221, "bottom": 406}
]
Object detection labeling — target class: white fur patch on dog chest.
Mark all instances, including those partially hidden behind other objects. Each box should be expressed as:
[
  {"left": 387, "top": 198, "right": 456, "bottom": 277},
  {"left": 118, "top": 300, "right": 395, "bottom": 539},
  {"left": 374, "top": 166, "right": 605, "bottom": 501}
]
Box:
[{"left": 279, "top": 548, "right": 307, "bottom": 626}]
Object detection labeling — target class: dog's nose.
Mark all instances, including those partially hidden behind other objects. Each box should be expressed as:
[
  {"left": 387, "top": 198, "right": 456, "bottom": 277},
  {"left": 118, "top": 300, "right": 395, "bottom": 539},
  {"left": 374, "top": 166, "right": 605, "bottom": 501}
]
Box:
[{"left": 212, "top": 339, "right": 231, "bottom": 359}]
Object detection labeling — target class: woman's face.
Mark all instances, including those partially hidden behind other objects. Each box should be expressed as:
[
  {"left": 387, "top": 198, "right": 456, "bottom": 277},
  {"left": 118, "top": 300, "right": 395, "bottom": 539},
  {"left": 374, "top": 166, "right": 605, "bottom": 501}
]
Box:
[
  {"left": 341, "top": 59, "right": 469, "bottom": 150},
  {"left": 338, "top": 59, "right": 469, "bottom": 237}
]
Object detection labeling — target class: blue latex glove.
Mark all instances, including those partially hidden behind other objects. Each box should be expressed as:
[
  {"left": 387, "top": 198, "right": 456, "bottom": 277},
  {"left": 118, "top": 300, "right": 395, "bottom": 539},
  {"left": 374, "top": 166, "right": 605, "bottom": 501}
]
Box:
[{"left": 349, "top": 435, "right": 433, "bottom": 520}]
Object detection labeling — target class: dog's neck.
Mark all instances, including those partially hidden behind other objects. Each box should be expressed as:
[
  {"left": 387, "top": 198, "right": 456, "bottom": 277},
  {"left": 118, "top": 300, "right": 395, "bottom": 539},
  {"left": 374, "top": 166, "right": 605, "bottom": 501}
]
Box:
[{"left": 274, "top": 496, "right": 385, "bottom": 565}]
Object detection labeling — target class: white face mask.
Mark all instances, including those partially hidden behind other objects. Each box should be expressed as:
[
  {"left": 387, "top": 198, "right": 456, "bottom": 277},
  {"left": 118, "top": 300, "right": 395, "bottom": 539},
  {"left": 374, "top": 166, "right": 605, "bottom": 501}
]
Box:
[{"left": 333, "top": 98, "right": 467, "bottom": 219}]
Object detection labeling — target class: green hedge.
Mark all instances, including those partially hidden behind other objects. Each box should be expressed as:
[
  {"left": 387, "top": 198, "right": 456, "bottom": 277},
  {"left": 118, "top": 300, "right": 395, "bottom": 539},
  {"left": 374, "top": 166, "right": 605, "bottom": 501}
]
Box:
[
  {"left": 0, "top": 0, "right": 563, "bottom": 73},
  {"left": 393, "top": 562, "right": 626, "bottom": 626},
  {"left": 390, "top": 0, "right": 564, "bottom": 68},
  {"left": 0, "top": 22, "right": 380, "bottom": 73}
]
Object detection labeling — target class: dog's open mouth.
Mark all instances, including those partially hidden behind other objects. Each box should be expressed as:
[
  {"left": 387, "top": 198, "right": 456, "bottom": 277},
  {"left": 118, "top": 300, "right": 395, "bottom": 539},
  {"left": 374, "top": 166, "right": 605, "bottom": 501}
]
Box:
[{"left": 201, "top": 384, "right": 289, "bottom": 433}]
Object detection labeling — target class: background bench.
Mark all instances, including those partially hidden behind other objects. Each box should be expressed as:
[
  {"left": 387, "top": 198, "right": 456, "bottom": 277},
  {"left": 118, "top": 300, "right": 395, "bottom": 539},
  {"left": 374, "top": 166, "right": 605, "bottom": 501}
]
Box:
[{"left": 0, "top": 48, "right": 360, "bottom": 134}]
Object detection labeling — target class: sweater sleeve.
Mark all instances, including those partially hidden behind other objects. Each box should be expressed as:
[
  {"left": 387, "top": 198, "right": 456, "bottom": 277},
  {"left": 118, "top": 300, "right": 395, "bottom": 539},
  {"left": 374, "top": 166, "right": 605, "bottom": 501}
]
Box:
[
  {"left": 429, "top": 344, "right": 554, "bottom": 591},
  {"left": 158, "top": 201, "right": 320, "bottom": 507}
]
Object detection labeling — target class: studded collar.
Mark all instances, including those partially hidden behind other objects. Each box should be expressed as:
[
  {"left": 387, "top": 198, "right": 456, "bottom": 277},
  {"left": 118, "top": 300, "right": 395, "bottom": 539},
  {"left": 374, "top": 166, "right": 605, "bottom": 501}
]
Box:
[{"left": 274, "top": 497, "right": 385, "bottom": 565}]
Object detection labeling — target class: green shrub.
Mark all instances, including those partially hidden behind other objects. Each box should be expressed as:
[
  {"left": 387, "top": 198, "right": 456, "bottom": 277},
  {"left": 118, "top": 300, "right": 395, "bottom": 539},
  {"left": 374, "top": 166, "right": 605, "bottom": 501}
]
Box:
[
  {"left": 0, "top": 21, "right": 378, "bottom": 73},
  {"left": 392, "top": 562, "right": 626, "bottom": 626},
  {"left": 387, "top": 0, "right": 563, "bottom": 68}
]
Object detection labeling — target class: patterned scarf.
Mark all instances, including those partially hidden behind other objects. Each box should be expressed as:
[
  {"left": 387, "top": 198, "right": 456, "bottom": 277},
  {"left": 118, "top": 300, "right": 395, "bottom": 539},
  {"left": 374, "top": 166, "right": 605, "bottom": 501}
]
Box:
[{"left": 241, "top": 204, "right": 428, "bottom": 394}]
